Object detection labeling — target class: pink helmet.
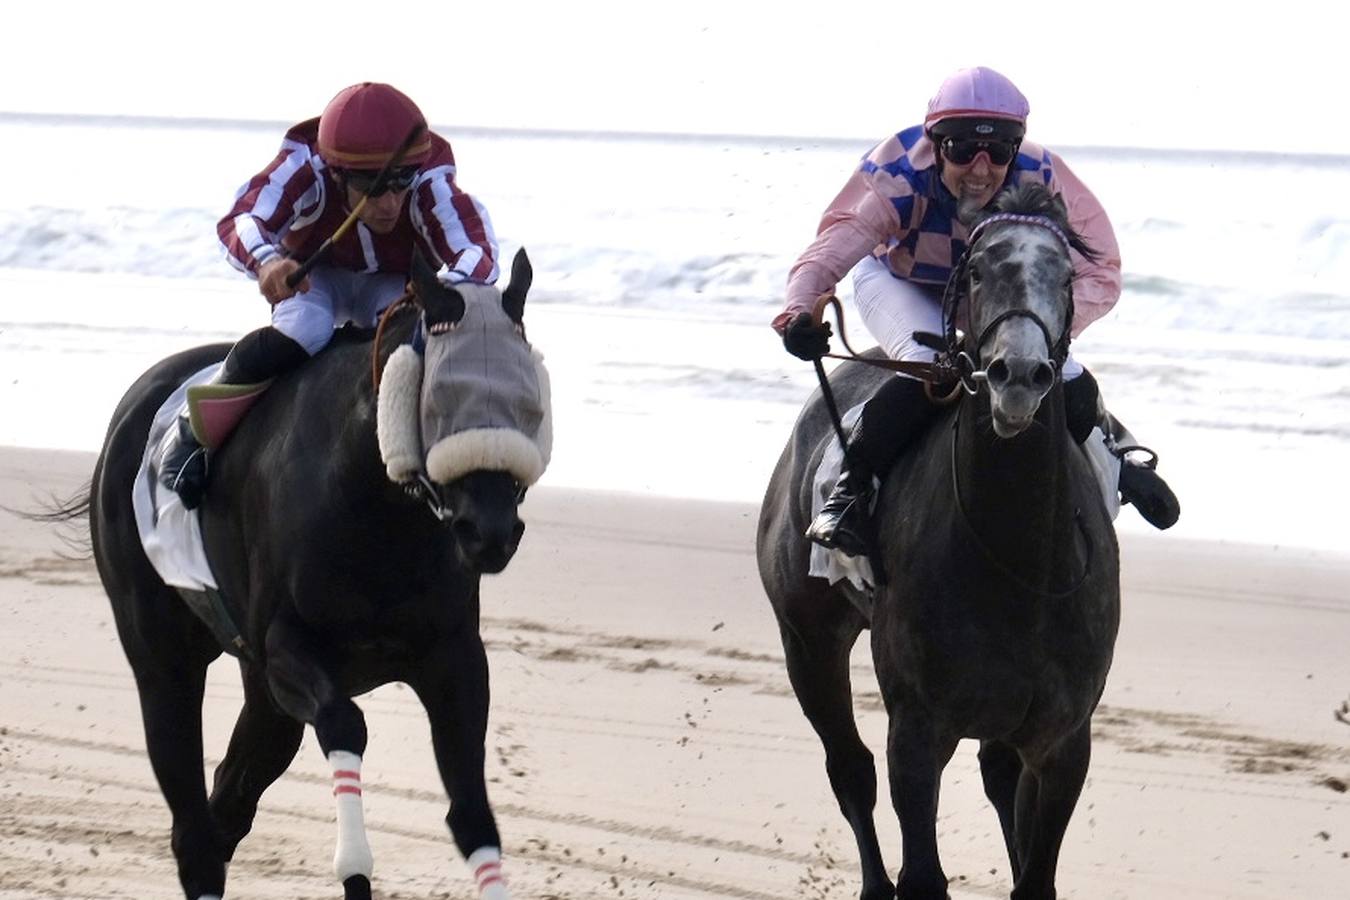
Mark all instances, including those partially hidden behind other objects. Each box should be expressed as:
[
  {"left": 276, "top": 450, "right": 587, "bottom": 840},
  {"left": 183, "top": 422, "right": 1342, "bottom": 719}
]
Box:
[
  {"left": 318, "top": 82, "right": 432, "bottom": 170},
  {"left": 924, "top": 67, "right": 1029, "bottom": 140}
]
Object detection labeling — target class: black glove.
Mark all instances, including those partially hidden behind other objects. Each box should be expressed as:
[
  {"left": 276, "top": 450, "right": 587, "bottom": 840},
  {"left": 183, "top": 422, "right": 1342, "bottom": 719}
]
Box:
[{"left": 783, "top": 312, "right": 832, "bottom": 361}]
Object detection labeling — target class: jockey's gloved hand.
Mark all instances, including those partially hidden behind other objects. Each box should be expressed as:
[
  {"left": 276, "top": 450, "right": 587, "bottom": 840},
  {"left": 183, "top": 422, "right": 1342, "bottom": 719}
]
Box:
[{"left": 783, "top": 313, "right": 832, "bottom": 361}]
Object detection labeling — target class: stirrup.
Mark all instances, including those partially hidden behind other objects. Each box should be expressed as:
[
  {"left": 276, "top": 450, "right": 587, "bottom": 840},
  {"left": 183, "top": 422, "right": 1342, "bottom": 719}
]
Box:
[
  {"left": 806, "top": 491, "right": 872, "bottom": 557},
  {"left": 158, "top": 418, "right": 209, "bottom": 509},
  {"left": 1118, "top": 456, "right": 1179, "bottom": 530}
]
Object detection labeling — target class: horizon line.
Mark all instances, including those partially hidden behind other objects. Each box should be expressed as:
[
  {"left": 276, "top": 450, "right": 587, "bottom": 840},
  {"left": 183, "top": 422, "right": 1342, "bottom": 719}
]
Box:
[{"left": 2, "top": 109, "right": 1346, "bottom": 167}]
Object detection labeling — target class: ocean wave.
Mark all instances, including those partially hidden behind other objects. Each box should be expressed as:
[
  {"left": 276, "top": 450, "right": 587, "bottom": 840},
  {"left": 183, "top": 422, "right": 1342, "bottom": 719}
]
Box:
[{"left": 2, "top": 115, "right": 1348, "bottom": 347}]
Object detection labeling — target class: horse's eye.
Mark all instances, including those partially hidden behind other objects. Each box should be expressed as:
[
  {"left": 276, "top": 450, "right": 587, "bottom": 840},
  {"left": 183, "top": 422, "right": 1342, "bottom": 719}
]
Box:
[{"left": 969, "top": 267, "right": 983, "bottom": 285}]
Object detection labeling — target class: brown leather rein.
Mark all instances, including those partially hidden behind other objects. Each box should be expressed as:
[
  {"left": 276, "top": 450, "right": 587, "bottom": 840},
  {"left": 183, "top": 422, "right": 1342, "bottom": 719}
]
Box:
[
  {"left": 811, "top": 294, "right": 964, "bottom": 402},
  {"left": 371, "top": 291, "right": 418, "bottom": 391}
]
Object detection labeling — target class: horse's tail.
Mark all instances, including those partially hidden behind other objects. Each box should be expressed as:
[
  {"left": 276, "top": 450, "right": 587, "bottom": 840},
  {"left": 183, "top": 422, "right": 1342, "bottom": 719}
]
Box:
[{"left": 3, "top": 482, "right": 94, "bottom": 559}]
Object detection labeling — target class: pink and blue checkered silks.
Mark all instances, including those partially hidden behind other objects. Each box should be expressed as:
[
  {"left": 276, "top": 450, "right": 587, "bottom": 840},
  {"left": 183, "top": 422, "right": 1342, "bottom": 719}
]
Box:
[{"left": 776, "top": 68, "right": 1122, "bottom": 341}]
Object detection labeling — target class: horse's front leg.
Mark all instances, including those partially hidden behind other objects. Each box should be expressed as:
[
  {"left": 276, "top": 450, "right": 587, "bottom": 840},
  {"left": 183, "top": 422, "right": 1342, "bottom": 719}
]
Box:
[
  {"left": 886, "top": 711, "right": 958, "bottom": 900},
  {"left": 410, "top": 630, "right": 510, "bottom": 900},
  {"left": 264, "top": 614, "right": 374, "bottom": 900},
  {"left": 1010, "top": 723, "right": 1091, "bottom": 900},
  {"left": 977, "top": 739, "right": 1023, "bottom": 882},
  {"left": 209, "top": 662, "right": 305, "bottom": 859}
]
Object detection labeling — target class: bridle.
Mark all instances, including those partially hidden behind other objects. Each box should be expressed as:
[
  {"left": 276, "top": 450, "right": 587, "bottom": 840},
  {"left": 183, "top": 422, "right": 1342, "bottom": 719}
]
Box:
[{"left": 942, "top": 212, "right": 1075, "bottom": 395}]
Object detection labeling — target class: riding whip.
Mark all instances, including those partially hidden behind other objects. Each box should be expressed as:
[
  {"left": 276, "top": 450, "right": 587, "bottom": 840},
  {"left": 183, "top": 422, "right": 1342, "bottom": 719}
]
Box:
[{"left": 807, "top": 293, "right": 888, "bottom": 586}]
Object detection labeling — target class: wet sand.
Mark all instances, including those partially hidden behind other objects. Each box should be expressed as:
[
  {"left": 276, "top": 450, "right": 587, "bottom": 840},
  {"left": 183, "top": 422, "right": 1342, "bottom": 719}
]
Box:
[{"left": 1, "top": 447, "right": 1347, "bottom": 899}]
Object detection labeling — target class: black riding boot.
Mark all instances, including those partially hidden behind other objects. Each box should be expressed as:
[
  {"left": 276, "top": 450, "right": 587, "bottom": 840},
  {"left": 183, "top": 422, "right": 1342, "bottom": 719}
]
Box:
[
  {"left": 1063, "top": 370, "right": 1180, "bottom": 530},
  {"left": 806, "top": 377, "right": 938, "bottom": 557},
  {"left": 157, "top": 327, "right": 309, "bottom": 509}
]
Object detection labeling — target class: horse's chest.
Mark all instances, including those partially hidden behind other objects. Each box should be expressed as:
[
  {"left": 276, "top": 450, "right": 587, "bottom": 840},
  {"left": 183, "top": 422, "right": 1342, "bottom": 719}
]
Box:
[{"left": 877, "top": 601, "right": 1106, "bottom": 739}]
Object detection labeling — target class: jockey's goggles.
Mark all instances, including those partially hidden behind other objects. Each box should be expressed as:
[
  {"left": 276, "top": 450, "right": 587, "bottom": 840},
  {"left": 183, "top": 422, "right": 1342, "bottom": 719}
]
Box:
[
  {"left": 339, "top": 165, "right": 420, "bottom": 196},
  {"left": 939, "top": 137, "right": 1019, "bottom": 167}
]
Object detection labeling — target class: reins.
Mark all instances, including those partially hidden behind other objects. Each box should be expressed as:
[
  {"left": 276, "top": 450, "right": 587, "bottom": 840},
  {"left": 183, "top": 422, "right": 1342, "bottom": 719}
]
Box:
[
  {"left": 372, "top": 291, "right": 417, "bottom": 391},
  {"left": 814, "top": 294, "right": 960, "bottom": 384},
  {"left": 947, "top": 412, "right": 1094, "bottom": 599}
]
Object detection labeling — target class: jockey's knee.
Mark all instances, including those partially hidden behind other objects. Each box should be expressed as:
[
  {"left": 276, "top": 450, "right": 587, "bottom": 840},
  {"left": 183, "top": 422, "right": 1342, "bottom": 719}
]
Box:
[
  {"left": 1063, "top": 368, "right": 1100, "bottom": 445},
  {"left": 222, "top": 327, "right": 312, "bottom": 383},
  {"left": 271, "top": 303, "right": 337, "bottom": 357}
]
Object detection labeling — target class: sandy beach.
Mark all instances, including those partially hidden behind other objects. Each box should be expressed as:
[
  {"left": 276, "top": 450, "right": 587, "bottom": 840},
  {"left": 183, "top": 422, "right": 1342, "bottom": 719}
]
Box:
[{"left": 1, "top": 446, "right": 1347, "bottom": 899}]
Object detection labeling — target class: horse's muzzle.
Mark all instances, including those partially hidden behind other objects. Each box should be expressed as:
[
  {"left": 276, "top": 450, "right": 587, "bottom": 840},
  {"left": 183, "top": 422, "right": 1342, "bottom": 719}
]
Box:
[
  {"left": 453, "top": 513, "right": 525, "bottom": 574},
  {"left": 444, "top": 470, "right": 527, "bottom": 573},
  {"left": 986, "top": 354, "right": 1057, "bottom": 437}
]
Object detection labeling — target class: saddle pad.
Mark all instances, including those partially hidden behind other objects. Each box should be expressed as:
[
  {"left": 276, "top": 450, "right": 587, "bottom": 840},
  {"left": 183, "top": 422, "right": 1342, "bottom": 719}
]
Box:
[
  {"left": 808, "top": 403, "right": 878, "bottom": 591},
  {"left": 187, "top": 380, "right": 270, "bottom": 449},
  {"left": 131, "top": 363, "right": 221, "bottom": 591}
]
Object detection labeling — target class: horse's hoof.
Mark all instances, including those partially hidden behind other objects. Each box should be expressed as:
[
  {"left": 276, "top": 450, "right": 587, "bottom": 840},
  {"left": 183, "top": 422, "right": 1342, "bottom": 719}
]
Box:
[{"left": 342, "top": 874, "right": 372, "bottom": 900}]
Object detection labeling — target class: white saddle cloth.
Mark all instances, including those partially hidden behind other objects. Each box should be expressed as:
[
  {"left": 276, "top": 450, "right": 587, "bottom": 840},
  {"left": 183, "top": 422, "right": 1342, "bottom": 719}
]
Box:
[
  {"left": 132, "top": 364, "right": 221, "bottom": 591},
  {"left": 807, "top": 403, "right": 1122, "bottom": 592}
]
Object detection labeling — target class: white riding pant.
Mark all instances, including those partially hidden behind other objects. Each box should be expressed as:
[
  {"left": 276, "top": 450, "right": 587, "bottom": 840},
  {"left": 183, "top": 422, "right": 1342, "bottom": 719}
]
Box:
[
  {"left": 270, "top": 268, "right": 408, "bottom": 356},
  {"left": 851, "top": 255, "right": 1082, "bottom": 381}
]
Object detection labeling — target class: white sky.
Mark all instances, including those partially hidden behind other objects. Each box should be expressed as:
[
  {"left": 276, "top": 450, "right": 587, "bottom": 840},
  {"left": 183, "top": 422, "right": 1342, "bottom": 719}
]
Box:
[{"left": 5, "top": 0, "right": 1344, "bottom": 155}]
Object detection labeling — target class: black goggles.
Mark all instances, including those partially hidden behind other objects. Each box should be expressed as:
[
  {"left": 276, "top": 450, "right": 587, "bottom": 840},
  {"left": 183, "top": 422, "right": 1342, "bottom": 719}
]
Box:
[
  {"left": 339, "top": 165, "right": 420, "bottom": 197},
  {"left": 939, "top": 137, "right": 1019, "bottom": 167}
]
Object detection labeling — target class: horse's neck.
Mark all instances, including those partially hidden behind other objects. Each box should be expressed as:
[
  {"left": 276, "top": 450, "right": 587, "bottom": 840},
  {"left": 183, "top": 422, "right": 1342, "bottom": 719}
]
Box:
[
  {"left": 300, "top": 334, "right": 393, "bottom": 486},
  {"left": 954, "top": 387, "right": 1080, "bottom": 566}
]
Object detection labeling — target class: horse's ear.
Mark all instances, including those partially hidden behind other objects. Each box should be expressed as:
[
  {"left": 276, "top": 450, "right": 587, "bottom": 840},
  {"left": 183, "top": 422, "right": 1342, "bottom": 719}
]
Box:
[
  {"left": 411, "top": 248, "right": 465, "bottom": 331},
  {"left": 501, "top": 248, "right": 532, "bottom": 325},
  {"left": 1049, "top": 192, "right": 1069, "bottom": 221}
]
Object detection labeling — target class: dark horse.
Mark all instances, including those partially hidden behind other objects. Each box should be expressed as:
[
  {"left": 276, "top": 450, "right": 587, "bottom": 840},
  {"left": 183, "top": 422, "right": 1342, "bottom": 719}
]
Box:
[
  {"left": 83, "top": 250, "right": 543, "bottom": 900},
  {"left": 758, "top": 183, "right": 1121, "bottom": 900}
]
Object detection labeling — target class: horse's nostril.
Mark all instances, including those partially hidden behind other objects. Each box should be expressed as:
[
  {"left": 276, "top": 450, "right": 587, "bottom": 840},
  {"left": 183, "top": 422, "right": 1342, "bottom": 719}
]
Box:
[
  {"left": 986, "top": 359, "right": 1010, "bottom": 387},
  {"left": 453, "top": 519, "right": 481, "bottom": 547},
  {"left": 1032, "top": 362, "right": 1056, "bottom": 392}
]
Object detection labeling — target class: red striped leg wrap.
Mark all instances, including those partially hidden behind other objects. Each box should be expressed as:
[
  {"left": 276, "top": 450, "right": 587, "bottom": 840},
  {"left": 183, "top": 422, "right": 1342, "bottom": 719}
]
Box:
[
  {"left": 328, "top": 750, "right": 373, "bottom": 881},
  {"left": 467, "top": 846, "right": 510, "bottom": 898}
]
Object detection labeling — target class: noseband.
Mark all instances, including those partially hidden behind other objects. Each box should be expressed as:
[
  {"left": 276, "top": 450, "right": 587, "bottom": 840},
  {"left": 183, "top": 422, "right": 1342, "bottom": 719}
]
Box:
[{"left": 944, "top": 213, "right": 1075, "bottom": 395}]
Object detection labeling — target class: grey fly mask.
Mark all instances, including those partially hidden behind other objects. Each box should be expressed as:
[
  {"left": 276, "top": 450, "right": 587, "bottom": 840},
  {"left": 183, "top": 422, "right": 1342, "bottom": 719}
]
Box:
[{"left": 420, "top": 280, "right": 551, "bottom": 486}]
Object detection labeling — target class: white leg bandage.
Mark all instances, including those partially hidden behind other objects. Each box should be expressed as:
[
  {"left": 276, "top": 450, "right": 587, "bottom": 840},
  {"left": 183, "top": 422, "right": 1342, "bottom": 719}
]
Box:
[
  {"left": 467, "top": 846, "right": 511, "bottom": 899},
  {"left": 329, "top": 750, "right": 374, "bottom": 882}
]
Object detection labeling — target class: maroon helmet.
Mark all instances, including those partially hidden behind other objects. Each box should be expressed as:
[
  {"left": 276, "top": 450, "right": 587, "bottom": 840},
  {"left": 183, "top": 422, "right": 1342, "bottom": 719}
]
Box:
[{"left": 318, "top": 82, "right": 431, "bottom": 170}]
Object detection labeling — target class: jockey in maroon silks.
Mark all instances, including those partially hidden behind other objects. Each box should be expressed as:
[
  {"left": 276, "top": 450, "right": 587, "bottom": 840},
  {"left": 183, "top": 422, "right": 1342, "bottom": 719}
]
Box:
[
  {"left": 159, "top": 82, "right": 499, "bottom": 509},
  {"left": 776, "top": 67, "right": 1179, "bottom": 556}
]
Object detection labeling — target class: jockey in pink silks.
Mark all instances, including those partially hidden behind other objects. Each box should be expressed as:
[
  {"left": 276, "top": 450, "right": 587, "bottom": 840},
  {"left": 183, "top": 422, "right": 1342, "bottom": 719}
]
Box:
[{"left": 775, "top": 67, "right": 1179, "bottom": 556}]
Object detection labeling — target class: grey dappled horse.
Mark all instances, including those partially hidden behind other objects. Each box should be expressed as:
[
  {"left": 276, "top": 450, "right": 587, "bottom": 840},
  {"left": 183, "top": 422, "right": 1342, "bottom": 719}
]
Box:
[
  {"left": 758, "top": 184, "right": 1121, "bottom": 900},
  {"left": 86, "top": 250, "right": 542, "bottom": 900}
]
